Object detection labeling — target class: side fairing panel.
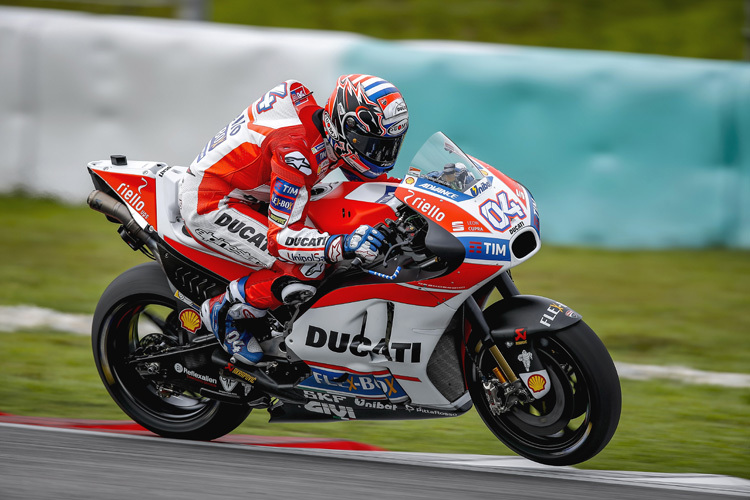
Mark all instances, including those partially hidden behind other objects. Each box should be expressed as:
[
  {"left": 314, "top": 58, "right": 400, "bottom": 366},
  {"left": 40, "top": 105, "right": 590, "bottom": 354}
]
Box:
[{"left": 286, "top": 294, "right": 466, "bottom": 408}]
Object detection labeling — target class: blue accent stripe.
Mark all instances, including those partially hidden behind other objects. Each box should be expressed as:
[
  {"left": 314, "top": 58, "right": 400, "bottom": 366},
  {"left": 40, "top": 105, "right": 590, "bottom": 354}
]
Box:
[
  {"left": 363, "top": 79, "right": 387, "bottom": 89},
  {"left": 369, "top": 88, "right": 398, "bottom": 100}
]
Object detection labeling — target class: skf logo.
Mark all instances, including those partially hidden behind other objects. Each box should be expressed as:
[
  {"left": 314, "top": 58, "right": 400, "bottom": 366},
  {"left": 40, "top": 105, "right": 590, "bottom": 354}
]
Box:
[{"left": 179, "top": 309, "right": 201, "bottom": 333}]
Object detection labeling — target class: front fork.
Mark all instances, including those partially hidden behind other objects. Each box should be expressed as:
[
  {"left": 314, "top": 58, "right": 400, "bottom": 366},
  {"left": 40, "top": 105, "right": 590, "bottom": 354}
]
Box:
[{"left": 465, "top": 272, "right": 538, "bottom": 412}]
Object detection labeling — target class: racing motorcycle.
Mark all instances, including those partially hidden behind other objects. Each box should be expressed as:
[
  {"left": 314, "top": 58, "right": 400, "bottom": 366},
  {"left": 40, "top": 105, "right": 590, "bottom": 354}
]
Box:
[{"left": 87, "top": 131, "right": 621, "bottom": 466}]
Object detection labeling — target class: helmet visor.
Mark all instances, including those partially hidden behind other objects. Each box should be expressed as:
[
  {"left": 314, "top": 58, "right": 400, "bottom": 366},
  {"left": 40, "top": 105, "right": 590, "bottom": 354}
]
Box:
[{"left": 345, "top": 128, "right": 405, "bottom": 167}]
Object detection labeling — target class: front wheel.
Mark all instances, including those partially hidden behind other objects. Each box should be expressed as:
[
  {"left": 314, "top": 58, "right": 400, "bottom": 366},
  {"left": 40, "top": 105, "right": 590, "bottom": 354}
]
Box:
[
  {"left": 92, "top": 262, "right": 251, "bottom": 440},
  {"left": 465, "top": 321, "right": 621, "bottom": 466}
]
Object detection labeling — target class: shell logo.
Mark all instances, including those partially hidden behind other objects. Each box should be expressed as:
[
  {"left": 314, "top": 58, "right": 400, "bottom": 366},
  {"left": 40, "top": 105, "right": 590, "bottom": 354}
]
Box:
[
  {"left": 527, "top": 373, "right": 547, "bottom": 393},
  {"left": 179, "top": 309, "right": 202, "bottom": 333}
]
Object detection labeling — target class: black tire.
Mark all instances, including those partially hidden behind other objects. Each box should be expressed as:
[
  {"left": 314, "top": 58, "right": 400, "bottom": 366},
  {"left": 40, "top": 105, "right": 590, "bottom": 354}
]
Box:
[
  {"left": 465, "top": 320, "right": 621, "bottom": 466},
  {"left": 92, "top": 262, "right": 251, "bottom": 440}
]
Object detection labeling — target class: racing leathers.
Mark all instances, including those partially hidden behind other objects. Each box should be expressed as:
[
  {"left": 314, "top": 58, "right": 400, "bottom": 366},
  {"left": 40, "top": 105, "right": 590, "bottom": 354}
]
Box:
[{"left": 179, "top": 80, "right": 389, "bottom": 363}]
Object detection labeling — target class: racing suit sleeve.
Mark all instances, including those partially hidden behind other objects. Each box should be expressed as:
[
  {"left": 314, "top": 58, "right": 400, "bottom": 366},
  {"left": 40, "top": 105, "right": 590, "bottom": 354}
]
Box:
[{"left": 266, "top": 142, "right": 330, "bottom": 264}]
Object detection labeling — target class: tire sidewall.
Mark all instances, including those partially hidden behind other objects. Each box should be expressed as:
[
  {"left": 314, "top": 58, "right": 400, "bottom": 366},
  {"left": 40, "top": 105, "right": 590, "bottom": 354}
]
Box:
[
  {"left": 465, "top": 320, "right": 622, "bottom": 465},
  {"left": 91, "top": 262, "right": 251, "bottom": 440}
]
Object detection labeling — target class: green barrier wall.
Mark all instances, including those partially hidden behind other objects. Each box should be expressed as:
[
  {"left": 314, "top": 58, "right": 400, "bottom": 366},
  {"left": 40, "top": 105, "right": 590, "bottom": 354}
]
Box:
[{"left": 341, "top": 41, "right": 750, "bottom": 249}]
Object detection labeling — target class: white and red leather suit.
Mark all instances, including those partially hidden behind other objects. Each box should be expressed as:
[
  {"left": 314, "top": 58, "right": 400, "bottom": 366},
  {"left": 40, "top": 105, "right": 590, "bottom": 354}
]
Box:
[{"left": 179, "top": 80, "right": 385, "bottom": 311}]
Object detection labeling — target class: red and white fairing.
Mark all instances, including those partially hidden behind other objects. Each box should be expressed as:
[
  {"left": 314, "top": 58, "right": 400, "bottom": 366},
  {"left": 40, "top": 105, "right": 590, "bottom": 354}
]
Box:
[{"left": 87, "top": 131, "right": 548, "bottom": 410}]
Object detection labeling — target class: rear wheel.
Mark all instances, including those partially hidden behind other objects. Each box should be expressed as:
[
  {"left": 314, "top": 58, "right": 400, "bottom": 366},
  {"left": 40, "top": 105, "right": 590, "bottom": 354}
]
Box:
[
  {"left": 465, "top": 321, "right": 621, "bottom": 465},
  {"left": 92, "top": 262, "right": 251, "bottom": 440}
]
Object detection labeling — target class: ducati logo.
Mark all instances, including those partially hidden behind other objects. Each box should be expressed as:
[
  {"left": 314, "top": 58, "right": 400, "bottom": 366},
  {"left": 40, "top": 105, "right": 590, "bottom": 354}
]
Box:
[{"left": 305, "top": 326, "right": 421, "bottom": 363}]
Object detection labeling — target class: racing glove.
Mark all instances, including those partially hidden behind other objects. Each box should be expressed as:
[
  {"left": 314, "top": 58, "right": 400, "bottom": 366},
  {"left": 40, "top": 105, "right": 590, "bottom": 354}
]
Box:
[{"left": 325, "top": 225, "right": 386, "bottom": 264}]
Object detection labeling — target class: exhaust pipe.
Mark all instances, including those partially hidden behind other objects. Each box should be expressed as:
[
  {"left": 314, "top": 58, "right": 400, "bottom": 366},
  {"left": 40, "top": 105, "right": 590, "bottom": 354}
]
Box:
[
  {"left": 211, "top": 349, "right": 307, "bottom": 404},
  {"left": 87, "top": 189, "right": 153, "bottom": 247}
]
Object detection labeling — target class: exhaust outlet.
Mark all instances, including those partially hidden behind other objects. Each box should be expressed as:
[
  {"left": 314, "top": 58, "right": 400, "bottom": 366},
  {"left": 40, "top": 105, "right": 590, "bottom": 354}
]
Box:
[{"left": 87, "top": 189, "right": 152, "bottom": 246}]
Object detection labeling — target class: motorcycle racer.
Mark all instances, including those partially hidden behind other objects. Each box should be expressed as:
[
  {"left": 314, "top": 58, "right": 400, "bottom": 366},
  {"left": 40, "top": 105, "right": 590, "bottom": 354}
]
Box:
[{"left": 179, "top": 74, "right": 409, "bottom": 365}]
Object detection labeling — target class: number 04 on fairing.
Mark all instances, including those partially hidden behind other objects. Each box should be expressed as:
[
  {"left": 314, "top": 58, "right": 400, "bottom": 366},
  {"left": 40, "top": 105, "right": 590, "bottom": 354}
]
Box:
[{"left": 86, "top": 132, "right": 621, "bottom": 466}]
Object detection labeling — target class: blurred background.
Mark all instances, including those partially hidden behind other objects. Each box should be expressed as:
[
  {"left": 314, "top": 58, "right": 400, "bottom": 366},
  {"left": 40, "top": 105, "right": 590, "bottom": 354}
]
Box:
[
  {"left": 0, "top": 0, "right": 748, "bottom": 480},
  {"left": 2, "top": 0, "right": 750, "bottom": 247}
]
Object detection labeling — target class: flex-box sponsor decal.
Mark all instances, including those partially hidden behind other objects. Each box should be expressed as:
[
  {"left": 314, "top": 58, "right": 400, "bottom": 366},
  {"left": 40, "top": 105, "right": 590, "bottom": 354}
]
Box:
[{"left": 299, "top": 364, "right": 409, "bottom": 402}]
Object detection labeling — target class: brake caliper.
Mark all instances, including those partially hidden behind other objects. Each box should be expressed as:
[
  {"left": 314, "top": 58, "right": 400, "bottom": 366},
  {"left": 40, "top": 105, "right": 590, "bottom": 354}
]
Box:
[{"left": 483, "top": 378, "right": 534, "bottom": 415}]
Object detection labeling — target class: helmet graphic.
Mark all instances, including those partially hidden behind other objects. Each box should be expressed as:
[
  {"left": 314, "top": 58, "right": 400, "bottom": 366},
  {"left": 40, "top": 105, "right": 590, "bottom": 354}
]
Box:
[{"left": 323, "top": 74, "right": 409, "bottom": 179}]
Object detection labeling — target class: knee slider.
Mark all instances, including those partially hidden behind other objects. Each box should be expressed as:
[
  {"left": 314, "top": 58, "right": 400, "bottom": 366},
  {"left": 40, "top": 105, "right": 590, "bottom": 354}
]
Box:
[{"left": 271, "top": 276, "right": 317, "bottom": 305}]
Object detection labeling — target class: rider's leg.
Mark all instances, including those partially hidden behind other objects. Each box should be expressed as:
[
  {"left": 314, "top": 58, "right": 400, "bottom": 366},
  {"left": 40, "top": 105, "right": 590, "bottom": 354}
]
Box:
[
  {"left": 201, "top": 268, "right": 317, "bottom": 365},
  {"left": 181, "top": 193, "right": 319, "bottom": 365},
  {"left": 201, "top": 271, "right": 275, "bottom": 365}
]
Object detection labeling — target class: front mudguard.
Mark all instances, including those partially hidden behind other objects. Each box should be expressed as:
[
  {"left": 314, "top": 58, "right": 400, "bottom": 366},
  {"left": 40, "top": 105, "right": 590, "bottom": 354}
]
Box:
[
  {"left": 484, "top": 295, "right": 583, "bottom": 342},
  {"left": 473, "top": 295, "right": 583, "bottom": 398}
]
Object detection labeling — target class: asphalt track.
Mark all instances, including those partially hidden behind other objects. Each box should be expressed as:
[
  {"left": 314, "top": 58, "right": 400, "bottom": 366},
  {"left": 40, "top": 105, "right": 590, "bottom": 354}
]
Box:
[{"left": 1, "top": 423, "right": 748, "bottom": 500}]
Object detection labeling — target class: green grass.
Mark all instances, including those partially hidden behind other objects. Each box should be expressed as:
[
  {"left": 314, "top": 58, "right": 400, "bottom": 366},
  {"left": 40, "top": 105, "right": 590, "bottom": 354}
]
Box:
[
  {"left": 0, "top": 195, "right": 144, "bottom": 313},
  {"left": 1, "top": 194, "right": 749, "bottom": 478},
  {"left": 0, "top": 331, "right": 747, "bottom": 479},
  {"left": 1, "top": 0, "right": 745, "bottom": 61}
]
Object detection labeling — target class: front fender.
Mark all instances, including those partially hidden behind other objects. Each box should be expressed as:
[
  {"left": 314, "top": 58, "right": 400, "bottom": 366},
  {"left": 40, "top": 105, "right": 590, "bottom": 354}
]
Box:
[
  {"left": 475, "top": 295, "right": 583, "bottom": 400},
  {"left": 484, "top": 295, "right": 582, "bottom": 342}
]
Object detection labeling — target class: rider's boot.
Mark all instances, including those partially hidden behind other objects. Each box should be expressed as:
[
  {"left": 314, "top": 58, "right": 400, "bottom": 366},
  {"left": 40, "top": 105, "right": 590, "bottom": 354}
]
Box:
[{"left": 201, "top": 277, "right": 266, "bottom": 365}]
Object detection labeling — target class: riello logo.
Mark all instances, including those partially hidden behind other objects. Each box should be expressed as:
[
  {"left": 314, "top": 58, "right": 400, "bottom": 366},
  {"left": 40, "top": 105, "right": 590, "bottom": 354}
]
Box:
[{"left": 117, "top": 179, "right": 148, "bottom": 213}]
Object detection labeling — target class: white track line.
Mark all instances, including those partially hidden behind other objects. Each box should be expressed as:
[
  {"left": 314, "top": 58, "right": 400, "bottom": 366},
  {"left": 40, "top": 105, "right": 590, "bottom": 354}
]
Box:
[{"left": 1, "top": 305, "right": 749, "bottom": 387}]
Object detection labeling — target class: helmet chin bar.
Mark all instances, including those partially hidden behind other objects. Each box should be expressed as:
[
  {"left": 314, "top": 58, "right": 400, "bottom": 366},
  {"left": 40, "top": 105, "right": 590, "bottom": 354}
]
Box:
[{"left": 343, "top": 156, "right": 378, "bottom": 178}]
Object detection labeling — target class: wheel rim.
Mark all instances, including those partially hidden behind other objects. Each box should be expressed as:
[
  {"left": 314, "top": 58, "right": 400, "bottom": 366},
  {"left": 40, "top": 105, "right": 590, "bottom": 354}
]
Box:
[
  {"left": 98, "top": 297, "right": 221, "bottom": 425},
  {"left": 471, "top": 336, "right": 596, "bottom": 457}
]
